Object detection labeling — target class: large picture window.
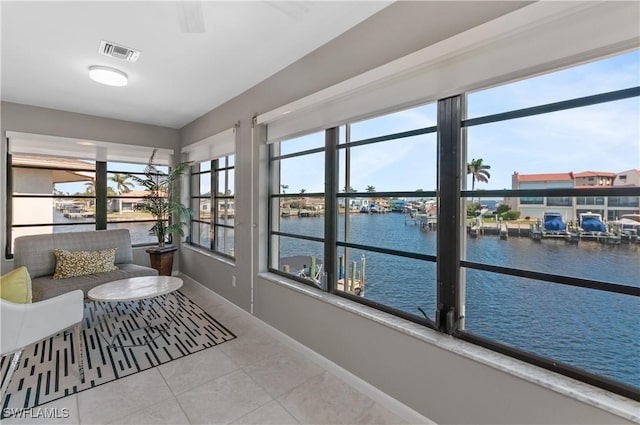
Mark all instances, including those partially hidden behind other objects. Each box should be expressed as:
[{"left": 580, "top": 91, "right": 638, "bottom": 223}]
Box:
[
  {"left": 6, "top": 143, "right": 173, "bottom": 256},
  {"left": 263, "top": 50, "right": 640, "bottom": 399}
]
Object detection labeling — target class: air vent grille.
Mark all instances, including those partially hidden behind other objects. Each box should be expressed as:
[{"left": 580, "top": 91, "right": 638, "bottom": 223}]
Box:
[{"left": 99, "top": 40, "right": 140, "bottom": 63}]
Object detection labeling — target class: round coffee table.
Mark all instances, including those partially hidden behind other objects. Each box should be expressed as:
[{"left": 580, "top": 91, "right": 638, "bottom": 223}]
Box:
[
  {"left": 88, "top": 276, "right": 183, "bottom": 348},
  {"left": 88, "top": 276, "right": 183, "bottom": 302}
]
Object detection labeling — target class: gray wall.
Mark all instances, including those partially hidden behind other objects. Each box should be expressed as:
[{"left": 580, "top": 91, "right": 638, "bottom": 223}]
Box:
[
  {"left": 0, "top": 101, "right": 179, "bottom": 273},
  {"left": 178, "top": 2, "right": 633, "bottom": 424}
]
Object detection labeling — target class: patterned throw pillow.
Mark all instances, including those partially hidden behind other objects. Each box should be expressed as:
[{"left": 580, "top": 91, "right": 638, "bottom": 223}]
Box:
[{"left": 53, "top": 248, "right": 118, "bottom": 279}]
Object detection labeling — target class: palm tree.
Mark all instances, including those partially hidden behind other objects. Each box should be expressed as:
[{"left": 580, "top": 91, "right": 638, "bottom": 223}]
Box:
[
  {"left": 467, "top": 158, "right": 491, "bottom": 205},
  {"left": 109, "top": 173, "right": 134, "bottom": 195},
  {"left": 365, "top": 185, "right": 376, "bottom": 193},
  {"left": 281, "top": 184, "right": 288, "bottom": 194},
  {"left": 299, "top": 188, "right": 306, "bottom": 194},
  {"left": 84, "top": 181, "right": 95, "bottom": 195}
]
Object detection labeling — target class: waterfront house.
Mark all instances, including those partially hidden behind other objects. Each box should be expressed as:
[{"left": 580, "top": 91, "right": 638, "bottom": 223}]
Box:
[
  {"left": 509, "top": 170, "right": 640, "bottom": 222},
  {"left": 1, "top": 2, "right": 639, "bottom": 424}
]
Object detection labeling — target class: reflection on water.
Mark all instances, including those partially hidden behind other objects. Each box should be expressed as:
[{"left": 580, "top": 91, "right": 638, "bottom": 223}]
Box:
[{"left": 279, "top": 213, "right": 640, "bottom": 388}]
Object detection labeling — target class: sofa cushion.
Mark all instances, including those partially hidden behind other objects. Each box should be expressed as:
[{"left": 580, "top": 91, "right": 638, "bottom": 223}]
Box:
[
  {"left": 32, "top": 264, "right": 159, "bottom": 302},
  {"left": 0, "top": 266, "right": 33, "bottom": 304},
  {"left": 53, "top": 248, "right": 118, "bottom": 279}
]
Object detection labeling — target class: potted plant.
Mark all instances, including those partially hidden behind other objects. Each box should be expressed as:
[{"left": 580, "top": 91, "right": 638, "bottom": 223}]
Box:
[{"left": 127, "top": 150, "right": 193, "bottom": 275}]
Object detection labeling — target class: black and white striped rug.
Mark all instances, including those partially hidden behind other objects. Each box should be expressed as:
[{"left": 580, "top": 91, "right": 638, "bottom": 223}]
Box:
[{"left": 0, "top": 291, "right": 236, "bottom": 417}]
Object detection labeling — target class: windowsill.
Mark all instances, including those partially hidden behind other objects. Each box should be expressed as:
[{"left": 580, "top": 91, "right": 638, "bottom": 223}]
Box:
[
  {"left": 181, "top": 243, "right": 236, "bottom": 267},
  {"left": 258, "top": 271, "right": 639, "bottom": 422}
]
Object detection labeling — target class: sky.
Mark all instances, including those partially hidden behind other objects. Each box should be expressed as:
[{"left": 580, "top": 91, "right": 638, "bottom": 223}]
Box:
[
  {"left": 280, "top": 49, "right": 640, "bottom": 194},
  {"left": 56, "top": 50, "right": 640, "bottom": 197}
]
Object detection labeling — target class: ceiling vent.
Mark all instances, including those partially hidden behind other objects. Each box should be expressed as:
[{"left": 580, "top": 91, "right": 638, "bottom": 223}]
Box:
[{"left": 99, "top": 40, "right": 140, "bottom": 63}]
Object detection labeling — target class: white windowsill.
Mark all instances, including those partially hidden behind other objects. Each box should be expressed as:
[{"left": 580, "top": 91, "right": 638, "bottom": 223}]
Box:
[
  {"left": 181, "top": 243, "right": 236, "bottom": 267},
  {"left": 258, "top": 271, "right": 639, "bottom": 423}
]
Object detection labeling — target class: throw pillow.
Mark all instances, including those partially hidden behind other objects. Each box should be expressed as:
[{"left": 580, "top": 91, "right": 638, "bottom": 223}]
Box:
[
  {"left": 0, "top": 266, "right": 33, "bottom": 303},
  {"left": 53, "top": 248, "right": 118, "bottom": 279}
]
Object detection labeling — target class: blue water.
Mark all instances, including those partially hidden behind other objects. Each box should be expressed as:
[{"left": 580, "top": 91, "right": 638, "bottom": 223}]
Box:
[{"left": 279, "top": 213, "right": 640, "bottom": 389}]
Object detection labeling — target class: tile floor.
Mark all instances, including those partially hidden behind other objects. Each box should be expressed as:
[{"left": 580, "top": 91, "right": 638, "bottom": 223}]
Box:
[{"left": 3, "top": 279, "right": 432, "bottom": 425}]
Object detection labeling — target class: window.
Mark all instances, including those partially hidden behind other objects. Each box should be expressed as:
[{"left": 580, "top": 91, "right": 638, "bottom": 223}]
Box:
[
  {"left": 269, "top": 131, "right": 326, "bottom": 287},
  {"left": 464, "top": 50, "right": 639, "bottom": 396},
  {"left": 190, "top": 155, "right": 235, "bottom": 257},
  {"left": 106, "top": 161, "right": 167, "bottom": 245},
  {"left": 608, "top": 196, "right": 639, "bottom": 207},
  {"left": 262, "top": 49, "right": 640, "bottom": 400},
  {"left": 6, "top": 136, "right": 173, "bottom": 256}
]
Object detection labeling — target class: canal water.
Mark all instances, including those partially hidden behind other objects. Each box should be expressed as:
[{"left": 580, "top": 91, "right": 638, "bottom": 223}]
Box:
[{"left": 279, "top": 212, "right": 640, "bottom": 389}]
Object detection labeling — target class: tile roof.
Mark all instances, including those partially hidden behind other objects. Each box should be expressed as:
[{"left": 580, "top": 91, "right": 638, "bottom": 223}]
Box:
[
  {"left": 517, "top": 173, "right": 573, "bottom": 182},
  {"left": 573, "top": 171, "right": 616, "bottom": 178}
]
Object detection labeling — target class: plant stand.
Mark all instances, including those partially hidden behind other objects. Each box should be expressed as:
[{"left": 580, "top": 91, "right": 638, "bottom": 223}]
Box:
[{"left": 146, "top": 246, "right": 178, "bottom": 276}]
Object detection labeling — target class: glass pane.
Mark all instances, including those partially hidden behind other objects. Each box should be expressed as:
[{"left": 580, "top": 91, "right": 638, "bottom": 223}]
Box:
[
  {"left": 191, "top": 221, "right": 211, "bottom": 249},
  {"left": 192, "top": 198, "right": 211, "bottom": 221},
  {"left": 467, "top": 49, "right": 640, "bottom": 118},
  {"left": 463, "top": 269, "right": 639, "bottom": 389},
  {"left": 215, "top": 199, "right": 235, "bottom": 224},
  {"left": 199, "top": 161, "right": 211, "bottom": 172},
  {"left": 215, "top": 225, "right": 235, "bottom": 257},
  {"left": 279, "top": 131, "right": 325, "bottom": 156},
  {"left": 198, "top": 172, "right": 211, "bottom": 196},
  {"left": 14, "top": 198, "right": 96, "bottom": 225},
  {"left": 276, "top": 195, "right": 324, "bottom": 239},
  {"left": 271, "top": 235, "right": 324, "bottom": 288},
  {"left": 107, "top": 221, "right": 157, "bottom": 245},
  {"left": 227, "top": 154, "right": 235, "bottom": 167},
  {"left": 339, "top": 133, "right": 436, "bottom": 193},
  {"left": 348, "top": 103, "right": 437, "bottom": 142},
  {"left": 276, "top": 152, "right": 325, "bottom": 195},
  {"left": 466, "top": 98, "right": 639, "bottom": 192},
  {"left": 338, "top": 198, "right": 436, "bottom": 256},
  {"left": 217, "top": 169, "right": 234, "bottom": 195},
  {"left": 106, "top": 198, "right": 154, "bottom": 219},
  {"left": 337, "top": 247, "right": 437, "bottom": 321},
  {"left": 465, "top": 196, "right": 640, "bottom": 286},
  {"left": 54, "top": 178, "right": 96, "bottom": 196}
]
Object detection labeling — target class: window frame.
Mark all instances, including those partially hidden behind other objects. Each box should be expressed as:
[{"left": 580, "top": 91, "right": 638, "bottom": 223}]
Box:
[{"left": 189, "top": 155, "right": 235, "bottom": 259}]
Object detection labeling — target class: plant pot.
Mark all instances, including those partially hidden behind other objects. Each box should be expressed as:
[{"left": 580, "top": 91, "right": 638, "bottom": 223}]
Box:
[{"left": 146, "top": 245, "right": 178, "bottom": 276}]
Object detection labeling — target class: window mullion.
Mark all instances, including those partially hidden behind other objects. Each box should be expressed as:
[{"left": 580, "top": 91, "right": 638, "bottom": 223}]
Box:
[
  {"left": 324, "top": 127, "right": 339, "bottom": 292},
  {"left": 436, "top": 96, "right": 463, "bottom": 334},
  {"left": 95, "top": 161, "right": 107, "bottom": 230}
]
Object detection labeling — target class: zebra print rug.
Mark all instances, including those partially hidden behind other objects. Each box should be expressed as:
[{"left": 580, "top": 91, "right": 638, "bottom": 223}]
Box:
[{"left": 0, "top": 291, "right": 236, "bottom": 417}]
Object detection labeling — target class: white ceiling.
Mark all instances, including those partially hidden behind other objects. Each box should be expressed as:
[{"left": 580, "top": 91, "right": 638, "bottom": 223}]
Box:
[{"left": 1, "top": 1, "right": 391, "bottom": 129}]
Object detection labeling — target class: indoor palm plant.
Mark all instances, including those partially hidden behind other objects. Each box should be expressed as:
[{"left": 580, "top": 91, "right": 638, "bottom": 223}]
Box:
[{"left": 127, "top": 150, "right": 193, "bottom": 274}]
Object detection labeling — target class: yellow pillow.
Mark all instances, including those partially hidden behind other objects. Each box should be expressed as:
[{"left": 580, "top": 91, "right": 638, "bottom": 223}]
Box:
[
  {"left": 0, "top": 266, "right": 33, "bottom": 304},
  {"left": 53, "top": 248, "right": 118, "bottom": 279}
]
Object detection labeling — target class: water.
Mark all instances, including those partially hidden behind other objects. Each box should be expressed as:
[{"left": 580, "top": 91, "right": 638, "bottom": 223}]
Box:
[{"left": 279, "top": 213, "right": 640, "bottom": 389}]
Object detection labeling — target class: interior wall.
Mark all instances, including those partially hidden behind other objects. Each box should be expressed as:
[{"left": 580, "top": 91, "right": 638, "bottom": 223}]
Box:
[{"left": 0, "top": 101, "right": 179, "bottom": 274}]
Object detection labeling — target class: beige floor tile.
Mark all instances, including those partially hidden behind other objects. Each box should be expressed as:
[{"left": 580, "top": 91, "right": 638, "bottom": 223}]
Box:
[
  {"left": 107, "top": 396, "right": 190, "bottom": 425},
  {"left": 176, "top": 369, "right": 272, "bottom": 424},
  {"left": 231, "top": 400, "right": 299, "bottom": 425},
  {"left": 243, "top": 349, "right": 324, "bottom": 398},
  {"left": 353, "top": 402, "right": 412, "bottom": 425},
  {"left": 219, "top": 325, "right": 294, "bottom": 369},
  {"left": 77, "top": 368, "right": 173, "bottom": 424},
  {"left": 1, "top": 395, "right": 79, "bottom": 425},
  {"left": 278, "top": 371, "right": 377, "bottom": 425},
  {"left": 158, "top": 346, "right": 239, "bottom": 395}
]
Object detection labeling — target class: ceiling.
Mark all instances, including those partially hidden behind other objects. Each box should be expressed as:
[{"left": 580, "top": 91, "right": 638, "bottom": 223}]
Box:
[{"left": 1, "top": 1, "right": 391, "bottom": 129}]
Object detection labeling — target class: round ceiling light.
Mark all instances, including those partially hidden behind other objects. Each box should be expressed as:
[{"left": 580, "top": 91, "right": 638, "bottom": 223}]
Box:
[{"left": 89, "top": 65, "right": 128, "bottom": 87}]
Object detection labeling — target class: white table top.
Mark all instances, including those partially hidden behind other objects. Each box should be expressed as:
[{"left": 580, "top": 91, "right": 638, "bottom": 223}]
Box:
[{"left": 87, "top": 276, "right": 183, "bottom": 302}]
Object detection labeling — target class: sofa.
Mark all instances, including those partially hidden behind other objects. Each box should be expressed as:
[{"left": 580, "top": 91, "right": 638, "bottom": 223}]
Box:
[{"left": 13, "top": 229, "right": 158, "bottom": 302}]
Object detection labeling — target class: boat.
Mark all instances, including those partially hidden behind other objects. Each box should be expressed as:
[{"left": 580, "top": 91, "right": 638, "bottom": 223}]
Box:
[
  {"left": 612, "top": 214, "right": 640, "bottom": 243},
  {"left": 541, "top": 212, "right": 567, "bottom": 239},
  {"left": 578, "top": 212, "right": 619, "bottom": 244},
  {"left": 359, "top": 205, "right": 369, "bottom": 213}
]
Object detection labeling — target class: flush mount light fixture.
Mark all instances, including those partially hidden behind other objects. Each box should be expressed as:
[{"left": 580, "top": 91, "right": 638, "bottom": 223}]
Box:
[{"left": 88, "top": 65, "right": 128, "bottom": 86}]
